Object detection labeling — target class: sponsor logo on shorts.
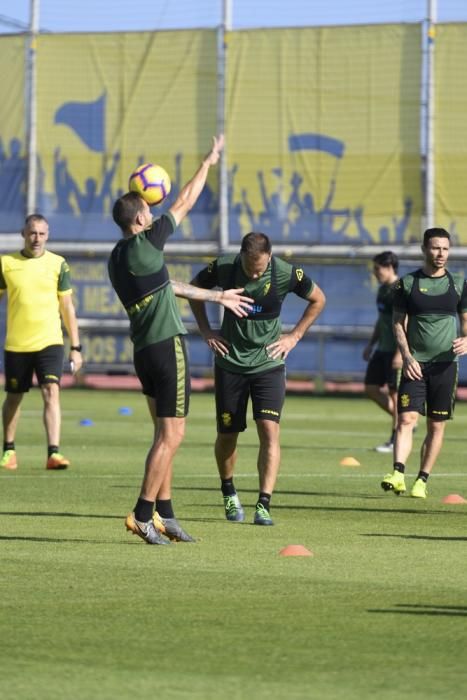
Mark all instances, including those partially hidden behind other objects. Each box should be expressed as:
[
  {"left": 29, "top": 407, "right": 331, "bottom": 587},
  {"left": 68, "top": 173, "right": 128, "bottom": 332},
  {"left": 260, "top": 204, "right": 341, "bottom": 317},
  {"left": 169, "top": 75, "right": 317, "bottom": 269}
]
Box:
[
  {"left": 432, "top": 410, "right": 448, "bottom": 415},
  {"left": 296, "top": 268, "right": 304, "bottom": 281},
  {"left": 260, "top": 408, "right": 280, "bottom": 416},
  {"left": 221, "top": 412, "right": 232, "bottom": 427},
  {"left": 45, "top": 374, "right": 58, "bottom": 381},
  {"left": 400, "top": 393, "right": 410, "bottom": 408},
  {"left": 10, "top": 378, "right": 18, "bottom": 390},
  {"left": 262, "top": 282, "right": 271, "bottom": 296}
]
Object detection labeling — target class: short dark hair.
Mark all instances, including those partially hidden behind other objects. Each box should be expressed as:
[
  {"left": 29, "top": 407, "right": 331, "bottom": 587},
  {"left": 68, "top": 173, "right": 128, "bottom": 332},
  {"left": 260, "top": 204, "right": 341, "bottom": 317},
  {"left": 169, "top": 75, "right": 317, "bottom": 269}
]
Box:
[
  {"left": 112, "top": 192, "right": 145, "bottom": 231},
  {"left": 372, "top": 250, "right": 399, "bottom": 273},
  {"left": 24, "top": 213, "right": 48, "bottom": 229},
  {"left": 423, "top": 227, "right": 450, "bottom": 247},
  {"left": 240, "top": 232, "right": 272, "bottom": 257}
]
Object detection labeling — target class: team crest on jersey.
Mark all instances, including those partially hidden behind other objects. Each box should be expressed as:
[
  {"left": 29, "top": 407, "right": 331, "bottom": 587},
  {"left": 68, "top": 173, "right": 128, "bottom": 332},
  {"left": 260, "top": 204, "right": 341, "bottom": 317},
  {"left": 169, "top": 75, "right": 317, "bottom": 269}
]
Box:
[
  {"left": 296, "top": 268, "right": 304, "bottom": 281},
  {"left": 221, "top": 412, "right": 232, "bottom": 427},
  {"left": 400, "top": 394, "right": 410, "bottom": 408},
  {"left": 262, "top": 282, "right": 271, "bottom": 296}
]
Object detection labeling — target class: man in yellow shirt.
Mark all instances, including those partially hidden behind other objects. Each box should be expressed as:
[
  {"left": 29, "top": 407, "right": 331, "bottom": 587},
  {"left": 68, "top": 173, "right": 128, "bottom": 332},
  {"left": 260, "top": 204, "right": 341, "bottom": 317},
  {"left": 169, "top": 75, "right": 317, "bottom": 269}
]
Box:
[{"left": 0, "top": 214, "right": 82, "bottom": 470}]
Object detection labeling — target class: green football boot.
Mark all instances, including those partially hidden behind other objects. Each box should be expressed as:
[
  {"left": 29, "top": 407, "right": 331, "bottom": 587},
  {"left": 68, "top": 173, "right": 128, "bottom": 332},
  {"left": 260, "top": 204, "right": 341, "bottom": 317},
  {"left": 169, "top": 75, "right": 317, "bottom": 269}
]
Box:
[
  {"left": 381, "top": 470, "right": 406, "bottom": 495},
  {"left": 410, "top": 478, "right": 428, "bottom": 499}
]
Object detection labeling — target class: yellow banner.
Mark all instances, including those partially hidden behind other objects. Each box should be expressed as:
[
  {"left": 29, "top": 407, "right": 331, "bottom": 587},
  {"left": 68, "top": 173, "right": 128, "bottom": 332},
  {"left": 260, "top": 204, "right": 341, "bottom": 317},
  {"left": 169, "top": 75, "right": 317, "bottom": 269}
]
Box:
[
  {"left": 36, "top": 30, "right": 217, "bottom": 239},
  {"left": 435, "top": 24, "right": 467, "bottom": 243},
  {"left": 0, "top": 35, "right": 26, "bottom": 230},
  {"left": 226, "top": 25, "right": 422, "bottom": 244}
]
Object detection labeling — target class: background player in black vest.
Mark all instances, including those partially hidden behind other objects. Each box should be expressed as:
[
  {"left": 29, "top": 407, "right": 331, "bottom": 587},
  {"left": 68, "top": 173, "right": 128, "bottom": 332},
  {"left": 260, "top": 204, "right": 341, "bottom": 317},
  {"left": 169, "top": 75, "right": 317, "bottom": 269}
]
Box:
[
  {"left": 381, "top": 228, "right": 467, "bottom": 499},
  {"left": 363, "top": 251, "right": 401, "bottom": 453},
  {"left": 189, "top": 232, "right": 325, "bottom": 525}
]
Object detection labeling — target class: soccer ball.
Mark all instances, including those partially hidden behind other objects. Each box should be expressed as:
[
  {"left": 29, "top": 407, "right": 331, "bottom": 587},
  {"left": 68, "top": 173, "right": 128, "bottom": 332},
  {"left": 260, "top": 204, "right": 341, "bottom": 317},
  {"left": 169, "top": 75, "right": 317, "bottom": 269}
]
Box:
[{"left": 128, "top": 163, "right": 171, "bottom": 206}]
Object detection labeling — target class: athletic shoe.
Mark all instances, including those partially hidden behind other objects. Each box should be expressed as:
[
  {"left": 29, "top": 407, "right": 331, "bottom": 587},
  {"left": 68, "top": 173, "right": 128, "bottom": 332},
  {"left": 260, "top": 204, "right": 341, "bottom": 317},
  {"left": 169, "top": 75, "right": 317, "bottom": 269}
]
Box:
[
  {"left": 253, "top": 503, "right": 274, "bottom": 526},
  {"left": 375, "top": 441, "right": 394, "bottom": 454},
  {"left": 46, "top": 452, "right": 70, "bottom": 470},
  {"left": 0, "top": 449, "right": 17, "bottom": 470},
  {"left": 410, "top": 478, "right": 428, "bottom": 499},
  {"left": 125, "top": 512, "right": 171, "bottom": 545},
  {"left": 223, "top": 494, "right": 245, "bottom": 522},
  {"left": 153, "top": 511, "right": 196, "bottom": 542},
  {"left": 381, "top": 471, "right": 406, "bottom": 495}
]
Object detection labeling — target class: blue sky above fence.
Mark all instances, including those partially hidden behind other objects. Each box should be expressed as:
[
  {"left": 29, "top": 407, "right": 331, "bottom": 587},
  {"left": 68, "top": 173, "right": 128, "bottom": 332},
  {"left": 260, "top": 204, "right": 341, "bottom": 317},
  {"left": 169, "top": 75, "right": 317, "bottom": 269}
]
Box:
[{"left": 2, "top": 0, "right": 467, "bottom": 33}]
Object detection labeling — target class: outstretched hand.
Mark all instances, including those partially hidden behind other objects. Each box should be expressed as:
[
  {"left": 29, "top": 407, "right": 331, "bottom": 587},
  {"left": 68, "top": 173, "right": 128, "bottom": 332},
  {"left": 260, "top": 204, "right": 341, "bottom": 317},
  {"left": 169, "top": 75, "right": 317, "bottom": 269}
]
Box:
[
  {"left": 220, "top": 287, "right": 253, "bottom": 318},
  {"left": 204, "top": 134, "right": 225, "bottom": 167}
]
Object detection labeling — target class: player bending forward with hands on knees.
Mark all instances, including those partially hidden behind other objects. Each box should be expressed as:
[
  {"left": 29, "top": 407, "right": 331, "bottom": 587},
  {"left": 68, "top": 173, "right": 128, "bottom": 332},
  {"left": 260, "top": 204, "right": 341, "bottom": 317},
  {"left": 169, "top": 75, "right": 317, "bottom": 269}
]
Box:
[
  {"left": 381, "top": 227, "right": 467, "bottom": 499},
  {"left": 109, "top": 135, "right": 255, "bottom": 545},
  {"left": 189, "top": 231, "right": 325, "bottom": 526}
]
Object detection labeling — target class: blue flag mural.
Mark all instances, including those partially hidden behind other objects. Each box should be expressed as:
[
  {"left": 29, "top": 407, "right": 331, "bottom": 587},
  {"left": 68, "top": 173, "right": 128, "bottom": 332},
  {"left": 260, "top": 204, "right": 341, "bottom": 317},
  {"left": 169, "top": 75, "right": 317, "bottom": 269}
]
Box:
[
  {"left": 288, "top": 133, "right": 345, "bottom": 159},
  {"left": 54, "top": 93, "right": 106, "bottom": 153}
]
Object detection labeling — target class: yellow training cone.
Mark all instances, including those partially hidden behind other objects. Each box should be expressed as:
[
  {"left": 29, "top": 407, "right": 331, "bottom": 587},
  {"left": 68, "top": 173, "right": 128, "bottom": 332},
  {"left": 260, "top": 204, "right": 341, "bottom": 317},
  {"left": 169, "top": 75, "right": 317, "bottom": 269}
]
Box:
[{"left": 340, "top": 456, "right": 361, "bottom": 467}]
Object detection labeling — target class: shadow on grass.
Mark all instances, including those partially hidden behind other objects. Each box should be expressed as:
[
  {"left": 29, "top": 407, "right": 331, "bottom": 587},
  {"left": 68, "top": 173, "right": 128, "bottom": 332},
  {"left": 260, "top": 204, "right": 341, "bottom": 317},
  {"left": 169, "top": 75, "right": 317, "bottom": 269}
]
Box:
[
  {"left": 363, "top": 532, "right": 467, "bottom": 541},
  {"left": 171, "top": 484, "right": 383, "bottom": 500},
  {"left": 182, "top": 441, "right": 376, "bottom": 453},
  {"left": 368, "top": 603, "right": 467, "bottom": 617},
  {"left": 0, "top": 511, "right": 122, "bottom": 519}
]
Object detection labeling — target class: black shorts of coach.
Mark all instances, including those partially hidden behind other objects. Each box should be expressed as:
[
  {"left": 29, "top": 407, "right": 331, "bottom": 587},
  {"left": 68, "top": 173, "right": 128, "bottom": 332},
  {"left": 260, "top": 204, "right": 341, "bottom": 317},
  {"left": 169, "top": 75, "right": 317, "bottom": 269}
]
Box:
[
  {"left": 364, "top": 350, "right": 400, "bottom": 392},
  {"left": 133, "top": 335, "right": 190, "bottom": 418},
  {"left": 4, "top": 344, "right": 64, "bottom": 393},
  {"left": 397, "top": 361, "right": 458, "bottom": 421},
  {"left": 215, "top": 364, "right": 286, "bottom": 433}
]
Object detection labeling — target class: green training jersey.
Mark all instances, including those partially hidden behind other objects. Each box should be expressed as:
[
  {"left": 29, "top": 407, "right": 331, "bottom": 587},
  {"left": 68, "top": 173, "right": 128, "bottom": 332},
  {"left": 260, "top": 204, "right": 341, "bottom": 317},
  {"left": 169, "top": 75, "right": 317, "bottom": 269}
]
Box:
[
  {"left": 195, "top": 254, "right": 314, "bottom": 374},
  {"left": 108, "top": 212, "right": 186, "bottom": 352},
  {"left": 393, "top": 269, "right": 467, "bottom": 362},
  {"left": 376, "top": 282, "right": 398, "bottom": 353}
]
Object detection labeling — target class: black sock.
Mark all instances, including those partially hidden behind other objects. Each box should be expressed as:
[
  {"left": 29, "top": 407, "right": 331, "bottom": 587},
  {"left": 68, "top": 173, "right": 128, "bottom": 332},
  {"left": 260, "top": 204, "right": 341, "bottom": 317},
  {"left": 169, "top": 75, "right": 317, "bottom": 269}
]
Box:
[
  {"left": 48, "top": 445, "right": 59, "bottom": 457},
  {"left": 3, "top": 441, "right": 15, "bottom": 452},
  {"left": 134, "top": 498, "right": 153, "bottom": 523},
  {"left": 417, "top": 470, "right": 429, "bottom": 483},
  {"left": 390, "top": 430, "right": 396, "bottom": 443},
  {"left": 394, "top": 462, "right": 405, "bottom": 474},
  {"left": 156, "top": 498, "right": 175, "bottom": 519},
  {"left": 257, "top": 492, "right": 271, "bottom": 511},
  {"left": 221, "top": 478, "right": 236, "bottom": 497}
]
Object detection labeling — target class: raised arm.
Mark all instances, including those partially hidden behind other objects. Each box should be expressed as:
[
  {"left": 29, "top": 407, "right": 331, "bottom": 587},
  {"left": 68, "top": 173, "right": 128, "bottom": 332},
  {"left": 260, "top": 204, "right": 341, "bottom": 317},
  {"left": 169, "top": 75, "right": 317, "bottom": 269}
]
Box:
[
  {"left": 266, "top": 284, "right": 326, "bottom": 360},
  {"left": 169, "top": 135, "right": 224, "bottom": 227}
]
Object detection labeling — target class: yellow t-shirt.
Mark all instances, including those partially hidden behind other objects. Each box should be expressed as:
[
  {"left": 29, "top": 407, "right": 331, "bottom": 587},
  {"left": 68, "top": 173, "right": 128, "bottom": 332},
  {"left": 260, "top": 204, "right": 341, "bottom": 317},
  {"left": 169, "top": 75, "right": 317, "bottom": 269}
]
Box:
[{"left": 0, "top": 250, "right": 72, "bottom": 352}]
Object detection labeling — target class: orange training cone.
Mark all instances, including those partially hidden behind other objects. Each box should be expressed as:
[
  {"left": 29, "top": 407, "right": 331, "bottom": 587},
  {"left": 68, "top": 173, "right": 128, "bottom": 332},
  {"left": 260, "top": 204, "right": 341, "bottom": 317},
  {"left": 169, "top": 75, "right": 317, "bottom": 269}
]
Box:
[
  {"left": 279, "top": 545, "right": 313, "bottom": 557},
  {"left": 441, "top": 493, "right": 467, "bottom": 505}
]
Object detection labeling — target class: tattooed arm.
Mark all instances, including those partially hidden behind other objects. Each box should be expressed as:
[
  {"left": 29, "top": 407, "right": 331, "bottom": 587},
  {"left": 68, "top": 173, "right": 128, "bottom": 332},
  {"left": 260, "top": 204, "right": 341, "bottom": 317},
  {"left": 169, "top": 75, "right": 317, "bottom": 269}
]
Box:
[
  {"left": 393, "top": 309, "right": 423, "bottom": 380},
  {"left": 170, "top": 280, "right": 253, "bottom": 319}
]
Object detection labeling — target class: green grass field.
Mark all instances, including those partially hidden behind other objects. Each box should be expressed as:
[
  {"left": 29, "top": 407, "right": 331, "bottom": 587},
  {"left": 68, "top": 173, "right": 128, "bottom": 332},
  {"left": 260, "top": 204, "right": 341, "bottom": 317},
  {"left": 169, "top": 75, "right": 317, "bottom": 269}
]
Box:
[{"left": 1, "top": 388, "right": 467, "bottom": 700}]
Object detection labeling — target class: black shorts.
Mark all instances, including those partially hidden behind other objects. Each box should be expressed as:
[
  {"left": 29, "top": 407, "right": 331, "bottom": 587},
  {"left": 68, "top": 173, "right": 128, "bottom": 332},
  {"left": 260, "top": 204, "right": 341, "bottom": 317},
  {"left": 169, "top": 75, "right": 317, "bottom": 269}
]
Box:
[
  {"left": 134, "top": 336, "right": 190, "bottom": 418},
  {"left": 4, "top": 345, "right": 64, "bottom": 393},
  {"left": 365, "top": 350, "right": 400, "bottom": 391},
  {"left": 215, "top": 364, "right": 286, "bottom": 433},
  {"left": 398, "top": 361, "right": 458, "bottom": 421}
]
